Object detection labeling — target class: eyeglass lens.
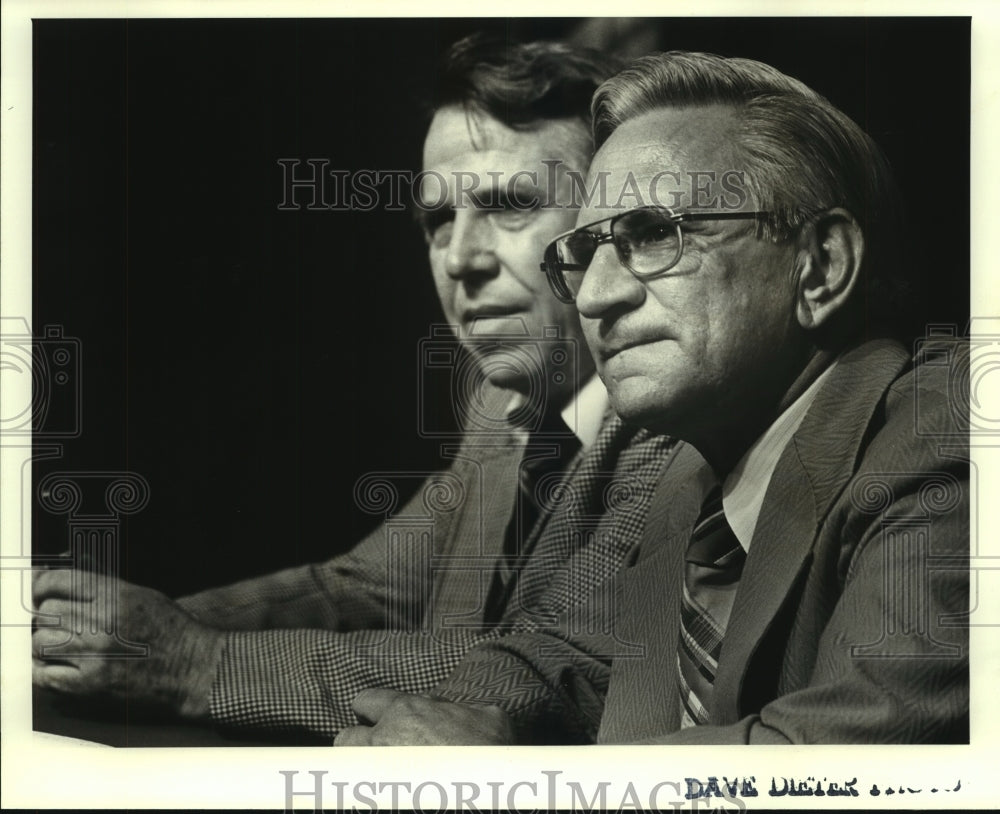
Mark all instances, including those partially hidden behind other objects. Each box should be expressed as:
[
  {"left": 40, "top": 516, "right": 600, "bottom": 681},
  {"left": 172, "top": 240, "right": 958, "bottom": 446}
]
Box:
[
  {"left": 556, "top": 208, "right": 683, "bottom": 296},
  {"left": 614, "top": 208, "right": 682, "bottom": 274}
]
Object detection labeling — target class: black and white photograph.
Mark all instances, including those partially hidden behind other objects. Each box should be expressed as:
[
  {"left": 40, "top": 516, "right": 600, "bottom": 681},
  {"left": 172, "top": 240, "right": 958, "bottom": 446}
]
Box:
[{"left": 1, "top": 1, "right": 997, "bottom": 810}]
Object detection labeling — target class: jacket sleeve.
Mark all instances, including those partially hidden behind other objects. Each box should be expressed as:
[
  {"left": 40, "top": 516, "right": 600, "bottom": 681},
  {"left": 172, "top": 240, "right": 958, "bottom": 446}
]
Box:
[
  {"left": 431, "top": 569, "right": 631, "bottom": 744},
  {"left": 198, "top": 517, "right": 643, "bottom": 738},
  {"left": 193, "top": 430, "right": 673, "bottom": 739},
  {"left": 176, "top": 467, "right": 463, "bottom": 633},
  {"left": 204, "top": 625, "right": 503, "bottom": 737}
]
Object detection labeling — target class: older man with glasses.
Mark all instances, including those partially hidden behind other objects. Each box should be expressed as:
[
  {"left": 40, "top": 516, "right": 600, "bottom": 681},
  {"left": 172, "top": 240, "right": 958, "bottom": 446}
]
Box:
[{"left": 336, "top": 51, "right": 969, "bottom": 746}]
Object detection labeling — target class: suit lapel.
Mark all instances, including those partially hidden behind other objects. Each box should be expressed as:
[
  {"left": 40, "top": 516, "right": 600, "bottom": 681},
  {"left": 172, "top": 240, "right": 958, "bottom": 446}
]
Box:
[
  {"left": 711, "top": 451, "right": 815, "bottom": 723},
  {"left": 517, "top": 437, "right": 590, "bottom": 561},
  {"left": 431, "top": 440, "right": 523, "bottom": 622},
  {"left": 599, "top": 443, "right": 713, "bottom": 742},
  {"left": 711, "top": 339, "right": 912, "bottom": 724}
]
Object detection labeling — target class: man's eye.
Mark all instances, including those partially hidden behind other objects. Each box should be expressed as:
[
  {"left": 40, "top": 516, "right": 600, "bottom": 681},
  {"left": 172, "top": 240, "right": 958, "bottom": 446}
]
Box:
[
  {"left": 621, "top": 222, "right": 675, "bottom": 250},
  {"left": 427, "top": 221, "right": 454, "bottom": 248},
  {"left": 635, "top": 223, "right": 673, "bottom": 245},
  {"left": 489, "top": 208, "right": 537, "bottom": 231},
  {"left": 420, "top": 209, "right": 454, "bottom": 246},
  {"left": 616, "top": 211, "right": 677, "bottom": 246}
]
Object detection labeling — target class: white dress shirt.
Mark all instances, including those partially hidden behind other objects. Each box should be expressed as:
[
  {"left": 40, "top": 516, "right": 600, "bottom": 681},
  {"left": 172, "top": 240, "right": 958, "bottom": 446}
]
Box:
[
  {"left": 722, "top": 363, "right": 838, "bottom": 551},
  {"left": 505, "top": 373, "right": 608, "bottom": 448}
]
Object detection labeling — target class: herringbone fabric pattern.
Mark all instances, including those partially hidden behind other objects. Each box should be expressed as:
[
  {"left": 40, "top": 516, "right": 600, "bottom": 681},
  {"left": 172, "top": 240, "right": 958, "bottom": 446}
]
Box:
[
  {"left": 492, "top": 415, "right": 647, "bottom": 623},
  {"left": 484, "top": 416, "right": 583, "bottom": 624}
]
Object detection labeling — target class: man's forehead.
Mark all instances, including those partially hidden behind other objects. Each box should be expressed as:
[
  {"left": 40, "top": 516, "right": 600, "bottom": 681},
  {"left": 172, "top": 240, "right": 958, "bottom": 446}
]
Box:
[
  {"left": 422, "top": 106, "right": 588, "bottom": 171},
  {"left": 578, "top": 104, "right": 745, "bottom": 217},
  {"left": 593, "top": 105, "right": 740, "bottom": 176}
]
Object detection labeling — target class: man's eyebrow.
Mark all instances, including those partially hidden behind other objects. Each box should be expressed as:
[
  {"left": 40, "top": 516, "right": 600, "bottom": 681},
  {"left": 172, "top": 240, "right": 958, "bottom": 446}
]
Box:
[
  {"left": 410, "top": 201, "right": 453, "bottom": 227},
  {"left": 410, "top": 177, "right": 545, "bottom": 219},
  {"left": 474, "top": 184, "right": 543, "bottom": 210}
]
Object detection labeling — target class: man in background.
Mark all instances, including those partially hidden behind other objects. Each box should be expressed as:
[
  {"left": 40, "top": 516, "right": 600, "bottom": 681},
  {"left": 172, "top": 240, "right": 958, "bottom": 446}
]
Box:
[{"left": 32, "top": 36, "right": 674, "bottom": 741}]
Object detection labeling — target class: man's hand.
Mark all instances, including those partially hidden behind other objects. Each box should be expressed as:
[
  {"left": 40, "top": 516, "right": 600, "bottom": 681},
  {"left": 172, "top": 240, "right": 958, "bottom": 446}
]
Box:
[
  {"left": 31, "top": 568, "right": 226, "bottom": 720},
  {"left": 334, "top": 689, "right": 516, "bottom": 746}
]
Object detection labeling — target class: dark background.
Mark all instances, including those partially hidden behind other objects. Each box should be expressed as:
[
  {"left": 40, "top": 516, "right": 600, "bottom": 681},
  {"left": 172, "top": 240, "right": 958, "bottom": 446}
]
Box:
[{"left": 32, "top": 17, "right": 970, "bottom": 596}]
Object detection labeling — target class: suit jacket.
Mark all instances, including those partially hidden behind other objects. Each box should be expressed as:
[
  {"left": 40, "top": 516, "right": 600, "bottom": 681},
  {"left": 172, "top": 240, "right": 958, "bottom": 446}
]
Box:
[
  {"left": 436, "top": 338, "right": 969, "bottom": 744},
  {"left": 176, "top": 384, "right": 675, "bottom": 737},
  {"left": 178, "top": 384, "right": 528, "bottom": 634}
]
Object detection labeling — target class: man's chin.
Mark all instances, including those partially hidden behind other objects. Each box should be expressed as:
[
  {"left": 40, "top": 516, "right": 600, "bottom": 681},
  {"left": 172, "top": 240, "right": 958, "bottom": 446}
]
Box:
[
  {"left": 462, "top": 315, "right": 532, "bottom": 339},
  {"left": 463, "top": 343, "right": 537, "bottom": 391},
  {"left": 464, "top": 339, "right": 583, "bottom": 407},
  {"left": 605, "top": 378, "right": 683, "bottom": 435}
]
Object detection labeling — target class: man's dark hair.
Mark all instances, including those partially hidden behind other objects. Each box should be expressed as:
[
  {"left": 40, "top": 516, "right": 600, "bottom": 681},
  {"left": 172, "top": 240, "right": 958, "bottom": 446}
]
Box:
[{"left": 428, "top": 33, "right": 622, "bottom": 129}]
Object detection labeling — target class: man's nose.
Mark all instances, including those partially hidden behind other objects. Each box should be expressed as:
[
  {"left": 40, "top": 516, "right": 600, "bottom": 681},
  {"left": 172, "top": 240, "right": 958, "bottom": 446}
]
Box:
[
  {"left": 574, "top": 243, "right": 645, "bottom": 318},
  {"left": 443, "top": 212, "right": 499, "bottom": 279}
]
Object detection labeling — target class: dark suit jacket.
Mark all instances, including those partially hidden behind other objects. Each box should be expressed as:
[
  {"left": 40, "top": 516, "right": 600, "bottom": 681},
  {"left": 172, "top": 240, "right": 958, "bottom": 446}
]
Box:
[
  {"left": 176, "top": 383, "right": 674, "bottom": 736},
  {"left": 436, "top": 338, "right": 969, "bottom": 744}
]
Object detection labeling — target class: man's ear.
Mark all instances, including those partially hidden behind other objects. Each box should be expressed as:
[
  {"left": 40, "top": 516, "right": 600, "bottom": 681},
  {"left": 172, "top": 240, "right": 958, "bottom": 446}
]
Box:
[{"left": 793, "top": 207, "right": 865, "bottom": 330}]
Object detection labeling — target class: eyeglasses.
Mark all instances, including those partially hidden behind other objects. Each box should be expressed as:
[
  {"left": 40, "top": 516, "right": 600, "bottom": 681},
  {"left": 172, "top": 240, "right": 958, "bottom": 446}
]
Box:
[{"left": 539, "top": 206, "right": 771, "bottom": 304}]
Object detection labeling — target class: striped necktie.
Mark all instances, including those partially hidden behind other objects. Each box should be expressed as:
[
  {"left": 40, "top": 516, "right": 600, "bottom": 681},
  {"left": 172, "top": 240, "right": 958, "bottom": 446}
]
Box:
[{"left": 677, "top": 484, "right": 746, "bottom": 728}]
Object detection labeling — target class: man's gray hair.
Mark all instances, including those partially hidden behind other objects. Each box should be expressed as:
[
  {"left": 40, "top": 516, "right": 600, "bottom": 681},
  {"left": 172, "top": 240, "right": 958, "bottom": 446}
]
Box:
[{"left": 593, "top": 52, "right": 905, "bottom": 332}]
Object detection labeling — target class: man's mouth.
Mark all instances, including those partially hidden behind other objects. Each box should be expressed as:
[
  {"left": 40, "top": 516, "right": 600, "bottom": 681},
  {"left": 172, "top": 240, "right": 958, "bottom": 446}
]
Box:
[
  {"left": 599, "top": 334, "right": 672, "bottom": 361},
  {"left": 462, "top": 305, "right": 523, "bottom": 321}
]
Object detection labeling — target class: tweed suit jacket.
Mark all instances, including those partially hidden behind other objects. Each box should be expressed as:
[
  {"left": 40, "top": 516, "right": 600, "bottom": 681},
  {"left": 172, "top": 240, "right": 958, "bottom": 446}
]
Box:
[
  {"left": 178, "top": 384, "right": 526, "bottom": 635},
  {"left": 177, "top": 384, "right": 675, "bottom": 737},
  {"left": 436, "top": 338, "right": 969, "bottom": 744}
]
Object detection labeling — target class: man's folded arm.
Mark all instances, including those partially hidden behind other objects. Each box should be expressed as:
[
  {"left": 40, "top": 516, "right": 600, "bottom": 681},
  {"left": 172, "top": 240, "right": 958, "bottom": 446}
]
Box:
[
  {"left": 176, "top": 557, "right": 389, "bottom": 633},
  {"left": 203, "top": 625, "right": 506, "bottom": 737},
  {"left": 176, "top": 470, "right": 459, "bottom": 632},
  {"left": 430, "top": 572, "right": 630, "bottom": 744},
  {"left": 199, "top": 527, "right": 639, "bottom": 738},
  {"left": 197, "top": 550, "right": 630, "bottom": 738}
]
